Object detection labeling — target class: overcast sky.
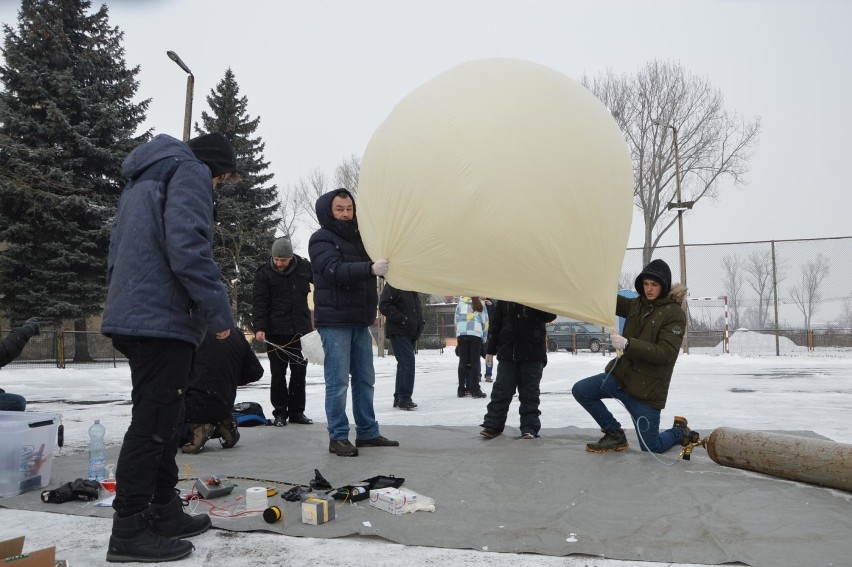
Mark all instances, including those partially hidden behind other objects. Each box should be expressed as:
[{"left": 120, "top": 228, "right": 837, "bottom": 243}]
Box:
[{"left": 1, "top": 0, "right": 850, "bottom": 253}]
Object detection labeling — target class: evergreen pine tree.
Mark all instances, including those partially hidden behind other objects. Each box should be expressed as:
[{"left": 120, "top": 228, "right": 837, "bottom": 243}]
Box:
[
  {"left": 196, "top": 68, "right": 279, "bottom": 327},
  {"left": 0, "top": 0, "right": 148, "bottom": 359}
]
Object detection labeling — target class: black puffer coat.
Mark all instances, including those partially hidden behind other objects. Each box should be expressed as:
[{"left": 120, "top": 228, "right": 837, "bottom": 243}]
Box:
[
  {"left": 486, "top": 301, "right": 557, "bottom": 365},
  {"left": 185, "top": 327, "right": 264, "bottom": 423},
  {"left": 379, "top": 284, "right": 424, "bottom": 339},
  {"left": 251, "top": 256, "right": 313, "bottom": 335},
  {"left": 308, "top": 189, "right": 378, "bottom": 327},
  {"left": 0, "top": 324, "right": 37, "bottom": 369}
]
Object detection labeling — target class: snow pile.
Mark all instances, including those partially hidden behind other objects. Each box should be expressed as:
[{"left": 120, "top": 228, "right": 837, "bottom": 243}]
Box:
[{"left": 724, "top": 330, "right": 806, "bottom": 355}]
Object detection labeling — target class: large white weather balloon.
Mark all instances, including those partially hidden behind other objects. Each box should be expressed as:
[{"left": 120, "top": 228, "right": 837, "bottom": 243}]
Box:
[{"left": 358, "top": 58, "right": 633, "bottom": 327}]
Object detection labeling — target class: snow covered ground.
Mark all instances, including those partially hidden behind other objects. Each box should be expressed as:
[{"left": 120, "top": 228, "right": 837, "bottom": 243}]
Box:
[{"left": 1, "top": 333, "right": 850, "bottom": 566}]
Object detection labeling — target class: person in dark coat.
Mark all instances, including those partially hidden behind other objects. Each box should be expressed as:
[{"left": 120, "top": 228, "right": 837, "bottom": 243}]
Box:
[
  {"left": 181, "top": 327, "right": 264, "bottom": 454},
  {"left": 379, "top": 284, "right": 425, "bottom": 410},
  {"left": 572, "top": 259, "right": 690, "bottom": 454},
  {"left": 252, "top": 236, "right": 314, "bottom": 426},
  {"left": 480, "top": 301, "right": 556, "bottom": 439},
  {"left": 0, "top": 317, "right": 40, "bottom": 411},
  {"left": 482, "top": 298, "right": 495, "bottom": 382},
  {"left": 308, "top": 188, "right": 398, "bottom": 457},
  {"left": 101, "top": 133, "right": 237, "bottom": 563}
]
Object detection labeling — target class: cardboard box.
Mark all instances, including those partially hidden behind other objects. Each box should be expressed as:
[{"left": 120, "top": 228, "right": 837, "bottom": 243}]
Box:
[
  {"left": 368, "top": 487, "right": 418, "bottom": 515},
  {"left": 300, "top": 494, "right": 335, "bottom": 525},
  {"left": 0, "top": 536, "right": 59, "bottom": 566},
  {"left": 0, "top": 411, "right": 61, "bottom": 498}
]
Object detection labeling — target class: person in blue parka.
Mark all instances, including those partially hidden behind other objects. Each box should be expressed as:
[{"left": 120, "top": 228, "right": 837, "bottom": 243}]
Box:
[{"left": 101, "top": 133, "right": 237, "bottom": 563}]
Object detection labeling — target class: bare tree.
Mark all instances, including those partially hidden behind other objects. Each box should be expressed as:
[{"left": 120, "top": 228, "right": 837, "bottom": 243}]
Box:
[
  {"left": 291, "top": 168, "right": 330, "bottom": 231},
  {"left": 276, "top": 185, "right": 301, "bottom": 250},
  {"left": 618, "top": 272, "right": 636, "bottom": 291},
  {"left": 742, "top": 250, "right": 781, "bottom": 329},
  {"left": 837, "top": 293, "right": 852, "bottom": 329},
  {"left": 790, "top": 254, "right": 830, "bottom": 329},
  {"left": 291, "top": 155, "right": 362, "bottom": 232},
  {"left": 582, "top": 60, "right": 761, "bottom": 265},
  {"left": 334, "top": 154, "right": 361, "bottom": 194},
  {"left": 720, "top": 255, "right": 744, "bottom": 330}
]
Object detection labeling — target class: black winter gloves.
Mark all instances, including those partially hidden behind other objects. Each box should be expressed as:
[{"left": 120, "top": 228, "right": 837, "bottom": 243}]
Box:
[
  {"left": 21, "top": 317, "right": 40, "bottom": 338},
  {"left": 41, "top": 479, "right": 102, "bottom": 503}
]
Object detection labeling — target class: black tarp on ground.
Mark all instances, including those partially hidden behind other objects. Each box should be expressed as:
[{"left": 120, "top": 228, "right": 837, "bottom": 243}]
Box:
[{"left": 2, "top": 424, "right": 850, "bottom": 567}]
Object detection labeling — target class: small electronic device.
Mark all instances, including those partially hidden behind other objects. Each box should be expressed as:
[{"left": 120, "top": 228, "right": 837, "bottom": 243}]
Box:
[{"left": 193, "top": 475, "right": 235, "bottom": 499}]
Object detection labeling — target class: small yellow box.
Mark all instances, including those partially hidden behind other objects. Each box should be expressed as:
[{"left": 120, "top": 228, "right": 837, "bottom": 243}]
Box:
[{"left": 301, "top": 495, "right": 335, "bottom": 525}]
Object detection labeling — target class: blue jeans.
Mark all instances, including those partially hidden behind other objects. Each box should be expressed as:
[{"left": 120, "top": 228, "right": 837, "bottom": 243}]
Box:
[
  {"left": 0, "top": 392, "right": 26, "bottom": 411},
  {"left": 572, "top": 372, "right": 681, "bottom": 453},
  {"left": 318, "top": 327, "right": 379, "bottom": 441},
  {"left": 390, "top": 335, "right": 416, "bottom": 403}
]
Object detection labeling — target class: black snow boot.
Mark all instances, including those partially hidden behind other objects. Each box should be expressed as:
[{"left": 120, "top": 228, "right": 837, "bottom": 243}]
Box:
[
  {"left": 106, "top": 510, "right": 194, "bottom": 563},
  {"left": 150, "top": 492, "right": 212, "bottom": 539}
]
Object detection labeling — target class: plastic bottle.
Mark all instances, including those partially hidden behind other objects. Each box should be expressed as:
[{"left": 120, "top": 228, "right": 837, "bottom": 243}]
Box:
[{"left": 88, "top": 419, "right": 106, "bottom": 481}]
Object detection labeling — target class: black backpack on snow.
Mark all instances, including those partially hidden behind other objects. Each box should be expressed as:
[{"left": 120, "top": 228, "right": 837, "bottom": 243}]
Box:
[{"left": 232, "top": 401, "right": 271, "bottom": 426}]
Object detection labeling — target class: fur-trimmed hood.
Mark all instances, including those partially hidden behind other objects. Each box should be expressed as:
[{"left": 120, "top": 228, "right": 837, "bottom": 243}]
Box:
[{"left": 668, "top": 283, "right": 687, "bottom": 305}]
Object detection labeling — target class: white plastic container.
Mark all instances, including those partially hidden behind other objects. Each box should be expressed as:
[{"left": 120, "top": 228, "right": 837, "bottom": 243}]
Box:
[{"left": 0, "top": 410, "right": 61, "bottom": 497}]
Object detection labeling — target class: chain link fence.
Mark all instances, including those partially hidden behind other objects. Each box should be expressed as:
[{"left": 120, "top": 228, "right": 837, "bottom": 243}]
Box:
[
  {"left": 2, "top": 237, "right": 850, "bottom": 365},
  {"left": 1, "top": 330, "right": 126, "bottom": 369},
  {"left": 623, "top": 236, "right": 851, "bottom": 356}
]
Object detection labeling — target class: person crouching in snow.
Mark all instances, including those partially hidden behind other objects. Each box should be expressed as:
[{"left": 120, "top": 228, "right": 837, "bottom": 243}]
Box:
[
  {"left": 572, "top": 259, "right": 691, "bottom": 453},
  {"left": 480, "top": 301, "right": 556, "bottom": 439}
]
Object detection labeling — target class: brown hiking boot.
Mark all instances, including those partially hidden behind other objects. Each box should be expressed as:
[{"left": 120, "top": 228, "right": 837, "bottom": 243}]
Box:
[
  {"left": 672, "top": 416, "right": 693, "bottom": 447},
  {"left": 216, "top": 417, "right": 240, "bottom": 449},
  {"left": 181, "top": 423, "right": 215, "bottom": 454},
  {"left": 585, "top": 429, "right": 629, "bottom": 453}
]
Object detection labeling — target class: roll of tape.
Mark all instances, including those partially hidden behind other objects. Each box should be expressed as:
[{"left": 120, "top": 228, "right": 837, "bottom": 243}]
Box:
[
  {"left": 263, "top": 505, "right": 283, "bottom": 523},
  {"left": 246, "top": 486, "right": 268, "bottom": 510}
]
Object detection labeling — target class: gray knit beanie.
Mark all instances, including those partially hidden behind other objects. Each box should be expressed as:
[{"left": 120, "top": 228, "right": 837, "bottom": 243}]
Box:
[{"left": 271, "top": 237, "right": 293, "bottom": 258}]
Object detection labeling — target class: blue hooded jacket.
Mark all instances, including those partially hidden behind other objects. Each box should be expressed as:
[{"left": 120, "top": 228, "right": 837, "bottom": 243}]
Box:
[{"left": 101, "top": 134, "right": 234, "bottom": 347}]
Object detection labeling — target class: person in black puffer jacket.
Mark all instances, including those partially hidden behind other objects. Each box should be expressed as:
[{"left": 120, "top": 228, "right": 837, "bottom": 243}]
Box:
[
  {"left": 181, "top": 327, "right": 264, "bottom": 454},
  {"left": 572, "top": 259, "right": 690, "bottom": 454},
  {"left": 309, "top": 188, "right": 398, "bottom": 457},
  {"left": 480, "top": 301, "right": 557, "bottom": 439},
  {"left": 379, "top": 283, "right": 425, "bottom": 410},
  {"left": 0, "top": 317, "right": 40, "bottom": 411},
  {"left": 252, "top": 236, "right": 314, "bottom": 426}
]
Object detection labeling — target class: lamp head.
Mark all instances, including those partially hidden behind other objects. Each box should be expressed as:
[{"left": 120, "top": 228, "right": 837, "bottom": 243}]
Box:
[{"left": 166, "top": 50, "right": 192, "bottom": 75}]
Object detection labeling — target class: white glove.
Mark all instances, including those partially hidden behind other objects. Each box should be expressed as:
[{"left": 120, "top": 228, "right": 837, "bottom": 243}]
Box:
[
  {"left": 372, "top": 259, "right": 389, "bottom": 276},
  {"left": 611, "top": 333, "right": 628, "bottom": 350}
]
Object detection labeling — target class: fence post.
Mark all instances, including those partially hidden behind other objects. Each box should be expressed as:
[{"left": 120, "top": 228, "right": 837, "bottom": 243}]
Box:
[
  {"left": 771, "top": 241, "right": 781, "bottom": 357},
  {"left": 56, "top": 330, "right": 65, "bottom": 369}
]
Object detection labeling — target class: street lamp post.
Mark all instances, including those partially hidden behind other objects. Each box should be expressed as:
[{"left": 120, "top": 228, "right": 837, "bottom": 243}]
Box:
[
  {"left": 166, "top": 50, "right": 194, "bottom": 141},
  {"left": 653, "top": 120, "right": 692, "bottom": 353}
]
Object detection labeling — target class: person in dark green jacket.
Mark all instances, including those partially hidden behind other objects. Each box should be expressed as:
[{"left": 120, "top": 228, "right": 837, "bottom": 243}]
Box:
[{"left": 572, "top": 259, "right": 690, "bottom": 453}]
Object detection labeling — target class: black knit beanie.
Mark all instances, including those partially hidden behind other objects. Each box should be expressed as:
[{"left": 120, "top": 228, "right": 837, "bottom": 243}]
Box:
[
  {"left": 635, "top": 259, "right": 672, "bottom": 298},
  {"left": 187, "top": 133, "right": 237, "bottom": 178}
]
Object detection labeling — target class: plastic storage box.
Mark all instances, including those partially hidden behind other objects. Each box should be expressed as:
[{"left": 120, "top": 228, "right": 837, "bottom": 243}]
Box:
[{"left": 0, "top": 411, "right": 61, "bottom": 498}]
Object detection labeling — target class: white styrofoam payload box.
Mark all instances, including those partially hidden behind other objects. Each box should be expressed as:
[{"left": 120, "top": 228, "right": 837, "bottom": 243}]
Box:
[{"left": 0, "top": 410, "right": 61, "bottom": 498}]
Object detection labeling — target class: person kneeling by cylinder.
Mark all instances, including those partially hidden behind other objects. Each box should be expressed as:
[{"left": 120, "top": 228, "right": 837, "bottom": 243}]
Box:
[{"left": 572, "top": 259, "right": 691, "bottom": 454}]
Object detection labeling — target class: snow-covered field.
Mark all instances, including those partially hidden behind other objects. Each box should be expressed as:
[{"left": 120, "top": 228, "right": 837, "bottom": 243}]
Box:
[{"left": 1, "top": 334, "right": 850, "bottom": 566}]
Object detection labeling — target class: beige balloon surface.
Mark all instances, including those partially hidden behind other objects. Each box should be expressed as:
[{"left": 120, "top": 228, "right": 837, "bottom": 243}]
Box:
[{"left": 358, "top": 58, "right": 633, "bottom": 327}]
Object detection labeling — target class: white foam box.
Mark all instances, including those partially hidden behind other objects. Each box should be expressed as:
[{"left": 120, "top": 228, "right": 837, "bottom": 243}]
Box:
[
  {"left": 0, "top": 411, "right": 61, "bottom": 498},
  {"left": 368, "top": 487, "right": 418, "bottom": 515},
  {"left": 300, "top": 494, "right": 335, "bottom": 525}
]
